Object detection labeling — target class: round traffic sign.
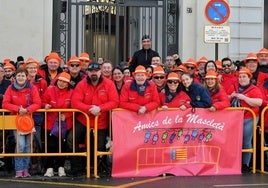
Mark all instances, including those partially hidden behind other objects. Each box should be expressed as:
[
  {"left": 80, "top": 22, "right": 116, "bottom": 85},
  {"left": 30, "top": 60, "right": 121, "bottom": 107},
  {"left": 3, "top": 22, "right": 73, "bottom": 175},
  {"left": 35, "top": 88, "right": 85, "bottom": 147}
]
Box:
[{"left": 205, "top": 0, "right": 230, "bottom": 25}]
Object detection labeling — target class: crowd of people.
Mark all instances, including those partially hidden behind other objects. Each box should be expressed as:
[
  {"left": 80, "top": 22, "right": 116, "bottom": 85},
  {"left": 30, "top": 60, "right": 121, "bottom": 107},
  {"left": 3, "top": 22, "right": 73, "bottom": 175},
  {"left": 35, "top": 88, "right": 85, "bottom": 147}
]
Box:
[{"left": 0, "top": 35, "right": 268, "bottom": 177}]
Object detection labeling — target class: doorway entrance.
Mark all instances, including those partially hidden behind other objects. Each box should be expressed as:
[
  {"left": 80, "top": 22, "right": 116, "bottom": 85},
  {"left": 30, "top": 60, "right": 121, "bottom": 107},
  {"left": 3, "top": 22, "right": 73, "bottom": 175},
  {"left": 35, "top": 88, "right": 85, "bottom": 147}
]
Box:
[{"left": 61, "top": 0, "right": 178, "bottom": 66}]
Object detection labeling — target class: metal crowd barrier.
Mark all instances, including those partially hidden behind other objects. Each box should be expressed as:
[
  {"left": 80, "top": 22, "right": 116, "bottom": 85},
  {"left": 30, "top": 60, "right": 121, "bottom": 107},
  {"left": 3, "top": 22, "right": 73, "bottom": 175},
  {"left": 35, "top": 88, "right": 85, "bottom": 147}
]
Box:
[
  {"left": 227, "top": 107, "right": 257, "bottom": 173},
  {"left": 0, "top": 109, "right": 91, "bottom": 178},
  {"left": 93, "top": 111, "right": 113, "bottom": 178},
  {"left": 260, "top": 106, "right": 268, "bottom": 173},
  {"left": 92, "top": 107, "right": 258, "bottom": 177}
]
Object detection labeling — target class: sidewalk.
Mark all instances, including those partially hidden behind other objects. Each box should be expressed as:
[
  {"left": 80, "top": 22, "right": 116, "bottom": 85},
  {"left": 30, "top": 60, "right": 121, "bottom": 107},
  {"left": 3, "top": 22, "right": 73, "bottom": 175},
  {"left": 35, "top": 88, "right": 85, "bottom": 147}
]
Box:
[{"left": 0, "top": 171, "right": 268, "bottom": 188}]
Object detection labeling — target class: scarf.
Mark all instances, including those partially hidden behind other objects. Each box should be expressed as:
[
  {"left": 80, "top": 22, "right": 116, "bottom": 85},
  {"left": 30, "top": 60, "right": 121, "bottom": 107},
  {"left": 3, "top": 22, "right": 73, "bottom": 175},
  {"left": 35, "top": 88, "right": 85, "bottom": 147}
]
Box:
[
  {"left": 165, "top": 88, "right": 177, "bottom": 103},
  {"left": 238, "top": 83, "right": 251, "bottom": 93},
  {"left": 130, "top": 80, "right": 149, "bottom": 96},
  {"left": 12, "top": 80, "right": 30, "bottom": 91}
]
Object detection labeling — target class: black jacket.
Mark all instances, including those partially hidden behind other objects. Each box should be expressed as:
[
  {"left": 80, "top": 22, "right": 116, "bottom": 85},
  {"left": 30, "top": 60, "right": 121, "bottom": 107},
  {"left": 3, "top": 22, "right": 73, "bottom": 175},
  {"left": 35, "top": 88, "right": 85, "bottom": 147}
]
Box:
[
  {"left": 129, "top": 48, "right": 159, "bottom": 73},
  {"left": 0, "top": 79, "right": 11, "bottom": 108}
]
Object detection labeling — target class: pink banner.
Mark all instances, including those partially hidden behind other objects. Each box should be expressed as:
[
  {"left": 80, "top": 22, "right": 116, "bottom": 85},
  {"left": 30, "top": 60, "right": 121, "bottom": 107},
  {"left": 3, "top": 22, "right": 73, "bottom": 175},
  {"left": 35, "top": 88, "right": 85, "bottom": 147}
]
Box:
[{"left": 112, "top": 108, "right": 244, "bottom": 177}]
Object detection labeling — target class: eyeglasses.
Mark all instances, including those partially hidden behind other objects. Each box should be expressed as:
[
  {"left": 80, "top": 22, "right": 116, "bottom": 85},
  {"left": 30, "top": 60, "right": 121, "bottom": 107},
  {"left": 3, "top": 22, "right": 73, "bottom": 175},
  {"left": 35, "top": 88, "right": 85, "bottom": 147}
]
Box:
[
  {"left": 186, "top": 66, "right": 195, "bottom": 70},
  {"left": 222, "top": 64, "right": 231, "bottom": 68},
  {"left": 167, "top": 80, "right": 179, "bottom": 84},
  {"left": 70, "top": 64, "right": 80, "bottom": 68},
  {"left": 153, "top": 76, "right": 165, "bottom": 80}
]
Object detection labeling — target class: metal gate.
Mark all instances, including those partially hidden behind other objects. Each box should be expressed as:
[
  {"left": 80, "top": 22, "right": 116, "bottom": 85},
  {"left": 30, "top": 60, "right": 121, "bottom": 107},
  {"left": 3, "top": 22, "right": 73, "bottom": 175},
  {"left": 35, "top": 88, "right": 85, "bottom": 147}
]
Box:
[{"left": 60, "top": 0, "right": 178, "bottom": 66}]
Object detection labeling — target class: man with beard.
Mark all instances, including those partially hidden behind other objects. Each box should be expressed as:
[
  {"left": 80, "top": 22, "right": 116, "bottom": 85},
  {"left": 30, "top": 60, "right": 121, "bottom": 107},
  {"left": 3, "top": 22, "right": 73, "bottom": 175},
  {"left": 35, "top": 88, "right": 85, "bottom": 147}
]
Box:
[
  {"left": 3, "top": 61, "right": 16, "bottom": 82},
  {"left": 69, "top": 62, "right": 119, "bottom": 177},
  {"left": 257, "top": 48, "right": 268, "bottom": 73}
]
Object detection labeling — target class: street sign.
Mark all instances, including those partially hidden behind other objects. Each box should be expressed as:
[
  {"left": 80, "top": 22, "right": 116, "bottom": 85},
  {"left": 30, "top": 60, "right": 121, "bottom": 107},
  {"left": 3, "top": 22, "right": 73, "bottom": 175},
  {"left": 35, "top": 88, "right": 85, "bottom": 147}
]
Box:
[
  {"left": 204, "top": 25, "right": 230, "bottom": 44},
  {"left": 205, "top": 0, "right": 230, "bottom": 25}
]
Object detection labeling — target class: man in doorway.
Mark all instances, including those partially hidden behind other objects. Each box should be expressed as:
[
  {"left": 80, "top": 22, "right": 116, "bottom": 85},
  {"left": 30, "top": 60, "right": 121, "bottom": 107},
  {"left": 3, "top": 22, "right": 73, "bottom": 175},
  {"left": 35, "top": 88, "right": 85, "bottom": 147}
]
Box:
[{"left": 129, "top": 35, "right": 159, "bottom": 74}]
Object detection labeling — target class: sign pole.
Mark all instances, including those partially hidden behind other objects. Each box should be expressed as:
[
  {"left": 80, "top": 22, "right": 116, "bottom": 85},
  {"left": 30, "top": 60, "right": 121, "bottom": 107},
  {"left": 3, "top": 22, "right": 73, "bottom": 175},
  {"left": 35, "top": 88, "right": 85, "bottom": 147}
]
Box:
[
  {"left": 215, "top": 43, "right": 218, "bottom": 61},
  {"left": 204, "top": 0, "right": 231, "bottom": 61}
]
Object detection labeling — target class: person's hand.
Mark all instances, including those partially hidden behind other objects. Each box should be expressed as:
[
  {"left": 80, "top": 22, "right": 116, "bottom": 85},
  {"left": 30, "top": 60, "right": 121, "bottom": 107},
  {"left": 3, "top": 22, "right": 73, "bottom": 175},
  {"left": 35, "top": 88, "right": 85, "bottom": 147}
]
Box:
[
  {"left": 179, "top": 105, "right": 187, "bottom": 111},
  {"left": 208, "top": 106, "right": 216, "bottom": 112},
  {"left": 19, "top": 106, "right": 28, "bottom": 115},
  {"left": 89, "top": 105, "right": 101, "bottom": 116},
  {"left": 60, "top": 114, "right": 66, "bottom": 121},
  {"left": 45, "top": 104, "right": 51, "bottom": 110},
  {"left": 230, "top": 92, "right": 237, "bottom": 98},
  {"left": 161, "top": 105, "right": 168, "bottom": 110},
  {"left": 138, "top": 106, "right": 147, "bottom": 115},
  {"left": 235, "top": 93, "right": 247, "bottom": 101}
]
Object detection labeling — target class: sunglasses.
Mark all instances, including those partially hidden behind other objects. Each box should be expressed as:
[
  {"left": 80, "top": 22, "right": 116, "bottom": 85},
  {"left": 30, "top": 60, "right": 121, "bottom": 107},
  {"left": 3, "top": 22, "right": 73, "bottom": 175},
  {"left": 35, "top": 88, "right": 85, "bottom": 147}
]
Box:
[
  {"left": 167, "top": 80, "right": 179, "bottom": 84},
  {"left": 70, "top": 64, "right": 80, "bottom": 67},
  {"left": 153, "top": 76, "right": 165, "bottom": 80},
  {"left": 186, "top": 66, "right": 195, "bottom": 70},
  {"left": 222, "top": 64, "right": 231, "bottom": 68}
]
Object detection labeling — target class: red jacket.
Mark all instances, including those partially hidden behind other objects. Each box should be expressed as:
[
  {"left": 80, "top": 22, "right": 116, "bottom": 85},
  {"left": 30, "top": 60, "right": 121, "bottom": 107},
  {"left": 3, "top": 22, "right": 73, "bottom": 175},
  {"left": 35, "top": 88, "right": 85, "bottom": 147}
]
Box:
[
  {"left": 31, "top": 75, "right": 48, "bottom": 97},
  {"left": 2, "top": 82, "right": 41, "bottom": 114},
  {"left": 221, "top": 73, "right": 237, "bottom": 92},
  {"left": 71, "top": 76, "right": 119, "bottom": 129},
  {"left": 256, "top": 71, "right": 268, "bottom": 88},
  {"left": 227, "top": 83, "right": 263, "bottom": 119},
  {"left": 159, "top": 89, "right": 191, "bottom": 108},
  {"left": 38, "top": 65, "right": 63, "bottom": 85},
  {"left": 119, "top": 80, "right": 160, "bottom": 112},
  {"left": 210, "top": 87, "right": 230, "bottom": 110},
  {"left": 41, "top": 85, "right": 73, "bottom": 130},
  {"left": 259, "top": 82, "right": 268, "bottom": 132}
]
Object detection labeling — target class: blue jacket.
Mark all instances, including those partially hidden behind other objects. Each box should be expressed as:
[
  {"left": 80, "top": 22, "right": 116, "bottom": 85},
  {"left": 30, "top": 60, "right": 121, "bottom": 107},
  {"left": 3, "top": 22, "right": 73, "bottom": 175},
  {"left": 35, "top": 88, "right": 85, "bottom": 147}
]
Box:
[{"left": 184, "top": 82, "right": 212, "bottom": 108}]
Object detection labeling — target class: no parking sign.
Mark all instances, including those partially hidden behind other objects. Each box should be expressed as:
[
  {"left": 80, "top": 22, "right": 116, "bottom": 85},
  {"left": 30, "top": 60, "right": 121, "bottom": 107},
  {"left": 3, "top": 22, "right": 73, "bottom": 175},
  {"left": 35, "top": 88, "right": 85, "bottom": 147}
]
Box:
[{"left": 205, "top": 0, "right": 230, "bottom": 25}]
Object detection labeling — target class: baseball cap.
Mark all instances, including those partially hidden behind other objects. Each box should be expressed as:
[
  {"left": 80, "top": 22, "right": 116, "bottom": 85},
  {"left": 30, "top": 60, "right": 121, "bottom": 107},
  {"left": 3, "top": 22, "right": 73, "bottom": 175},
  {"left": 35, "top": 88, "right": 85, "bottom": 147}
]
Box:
[{"left": 88, "top": 62, "right": 101, "bottom": 71}]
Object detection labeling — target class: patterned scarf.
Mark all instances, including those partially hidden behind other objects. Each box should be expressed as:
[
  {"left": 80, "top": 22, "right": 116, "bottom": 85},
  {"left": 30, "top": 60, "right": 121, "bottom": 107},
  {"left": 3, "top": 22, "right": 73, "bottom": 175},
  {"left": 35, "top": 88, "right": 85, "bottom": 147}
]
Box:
[{"left": 130, "top": 80, "right": 149, "bottom": 96}]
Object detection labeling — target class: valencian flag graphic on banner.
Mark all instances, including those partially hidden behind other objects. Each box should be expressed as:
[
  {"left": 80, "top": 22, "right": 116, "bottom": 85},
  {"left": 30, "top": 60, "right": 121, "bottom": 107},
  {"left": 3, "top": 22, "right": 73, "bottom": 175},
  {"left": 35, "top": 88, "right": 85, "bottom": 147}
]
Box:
[{"left": 112, "top": 108, "right": 244, "bottom": 177}]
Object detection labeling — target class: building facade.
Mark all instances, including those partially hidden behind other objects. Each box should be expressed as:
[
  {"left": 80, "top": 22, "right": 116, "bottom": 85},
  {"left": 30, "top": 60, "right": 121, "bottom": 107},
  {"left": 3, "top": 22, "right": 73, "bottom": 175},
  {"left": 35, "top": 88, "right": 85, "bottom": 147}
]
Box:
[{"left": 0, "top": 0, "right": 266, "bottom": 64}]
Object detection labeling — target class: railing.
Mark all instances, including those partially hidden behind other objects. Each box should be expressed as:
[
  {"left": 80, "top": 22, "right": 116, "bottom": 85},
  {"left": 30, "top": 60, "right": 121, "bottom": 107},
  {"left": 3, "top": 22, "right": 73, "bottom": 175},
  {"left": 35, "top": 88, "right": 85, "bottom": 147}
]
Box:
[
  {"left": 0, "top": 107, "right": 261, "bottom": 177},
  {"left": 0, "top": 109, "right": 91, "bottom": 178},
  {"left": 93, "top": 111, "right": 112, "bottom": 178},
  {"left": 260, "top": 106, "right": 268, "bottom": 173},
  {"left": 227, "top": 107, "right": 257, "bottom": 173}
]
